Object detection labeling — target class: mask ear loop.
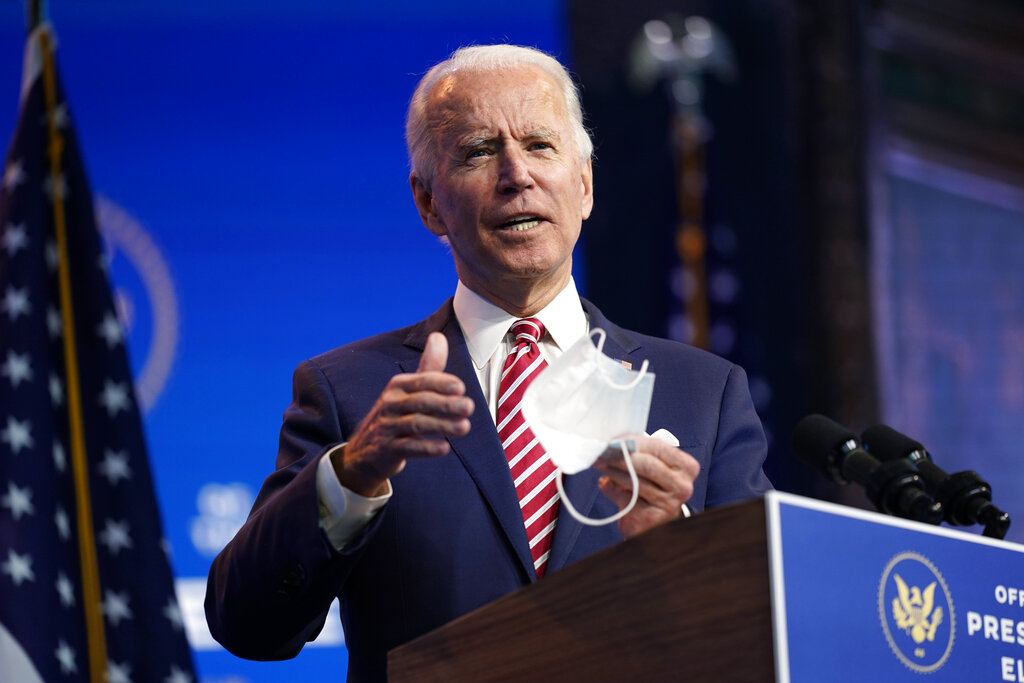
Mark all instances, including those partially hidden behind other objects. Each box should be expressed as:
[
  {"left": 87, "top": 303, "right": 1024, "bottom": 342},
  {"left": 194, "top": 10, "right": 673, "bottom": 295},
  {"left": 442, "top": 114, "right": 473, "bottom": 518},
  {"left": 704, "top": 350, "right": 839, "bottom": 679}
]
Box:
[
  {"left": 590, "top": 328, "right": 650, "bottom": 390},
  {"left": 555, "top": 439, "right": 639, "bottom": 526}
]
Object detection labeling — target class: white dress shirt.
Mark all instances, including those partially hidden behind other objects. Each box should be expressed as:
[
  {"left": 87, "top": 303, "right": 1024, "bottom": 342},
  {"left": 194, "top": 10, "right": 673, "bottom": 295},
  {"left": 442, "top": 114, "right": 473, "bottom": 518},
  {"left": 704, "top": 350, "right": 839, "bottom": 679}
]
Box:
[{"left": 315, "top": 278, "right": 589, "bottom": 549}]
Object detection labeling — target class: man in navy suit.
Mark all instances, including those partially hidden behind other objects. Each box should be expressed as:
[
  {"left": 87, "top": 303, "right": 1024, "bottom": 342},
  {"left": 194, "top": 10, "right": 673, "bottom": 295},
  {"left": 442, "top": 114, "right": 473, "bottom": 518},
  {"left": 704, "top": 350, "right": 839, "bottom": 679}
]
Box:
[{"left": 206, "top": 44, "right": 771, "bottom": 682}]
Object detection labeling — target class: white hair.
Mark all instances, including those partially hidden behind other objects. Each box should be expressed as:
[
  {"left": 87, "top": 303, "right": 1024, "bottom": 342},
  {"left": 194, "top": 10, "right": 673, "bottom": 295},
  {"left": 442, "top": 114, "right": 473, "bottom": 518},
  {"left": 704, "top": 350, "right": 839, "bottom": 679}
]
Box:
[{"left": 405, "top": 44, "right": 593, "bottom": 185}]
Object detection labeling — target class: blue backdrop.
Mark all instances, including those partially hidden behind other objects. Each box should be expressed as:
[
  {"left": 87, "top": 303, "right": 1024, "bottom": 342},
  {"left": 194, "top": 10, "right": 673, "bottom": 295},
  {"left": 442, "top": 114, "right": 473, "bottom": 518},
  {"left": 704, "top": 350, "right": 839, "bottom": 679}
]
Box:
[
  {"left": 4, "top": 2, "right": 1021, "bottom": 681},
  {"left": 0, "top": 2, "right": 566, "bottom": 680}
]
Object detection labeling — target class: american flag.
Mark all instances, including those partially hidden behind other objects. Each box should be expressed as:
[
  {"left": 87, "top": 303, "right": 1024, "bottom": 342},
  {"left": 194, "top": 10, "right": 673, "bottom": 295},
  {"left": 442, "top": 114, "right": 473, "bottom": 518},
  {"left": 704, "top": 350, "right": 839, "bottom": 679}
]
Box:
[{"left": 0, "top": 24, "right": 195, "bottom": 683}]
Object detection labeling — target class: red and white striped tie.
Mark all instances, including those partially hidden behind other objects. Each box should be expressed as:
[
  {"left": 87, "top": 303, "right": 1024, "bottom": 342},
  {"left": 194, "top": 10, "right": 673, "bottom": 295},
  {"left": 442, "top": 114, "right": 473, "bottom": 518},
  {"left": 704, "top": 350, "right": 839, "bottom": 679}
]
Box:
[{"left": 496, "top": 318, "right": 560, "bottom": 578}]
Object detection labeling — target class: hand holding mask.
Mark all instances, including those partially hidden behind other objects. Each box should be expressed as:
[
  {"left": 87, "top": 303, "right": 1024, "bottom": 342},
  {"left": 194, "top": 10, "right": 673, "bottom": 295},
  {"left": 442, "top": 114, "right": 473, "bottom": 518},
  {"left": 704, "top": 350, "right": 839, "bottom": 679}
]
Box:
[{"left": 521, "top": 329, "right": 654, "bottom": 525}]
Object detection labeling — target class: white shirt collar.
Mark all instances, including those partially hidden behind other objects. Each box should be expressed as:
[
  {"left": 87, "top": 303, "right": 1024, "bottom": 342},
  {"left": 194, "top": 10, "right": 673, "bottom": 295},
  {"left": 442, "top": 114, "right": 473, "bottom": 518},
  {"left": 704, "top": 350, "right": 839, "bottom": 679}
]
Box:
[{"left": 453, "top": 277, "right": 588, "bottom": 370}]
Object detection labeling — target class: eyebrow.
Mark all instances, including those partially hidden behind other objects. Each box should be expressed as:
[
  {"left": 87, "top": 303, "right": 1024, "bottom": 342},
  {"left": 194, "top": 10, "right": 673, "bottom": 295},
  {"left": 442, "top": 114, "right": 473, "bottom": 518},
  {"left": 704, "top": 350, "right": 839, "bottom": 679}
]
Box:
[
  {"left": 456, "top": 133, "right": 494, "bottom": 150},
  {"left": 455, "top": 128, "right": 560, "bottom": 150}
]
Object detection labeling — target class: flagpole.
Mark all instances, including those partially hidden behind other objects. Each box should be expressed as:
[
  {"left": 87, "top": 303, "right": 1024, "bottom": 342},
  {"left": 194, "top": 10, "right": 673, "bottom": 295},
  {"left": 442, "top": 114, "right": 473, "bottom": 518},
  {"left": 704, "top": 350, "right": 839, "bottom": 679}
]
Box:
[
  {"left": 1, "top": 7, "right": 195, "bottom": 679},
  {"left": 26, "top": 0, "right": 45, "bottom": 30},
  {"left": 37, "top": 23, "right": 110, "bottom": 683}
]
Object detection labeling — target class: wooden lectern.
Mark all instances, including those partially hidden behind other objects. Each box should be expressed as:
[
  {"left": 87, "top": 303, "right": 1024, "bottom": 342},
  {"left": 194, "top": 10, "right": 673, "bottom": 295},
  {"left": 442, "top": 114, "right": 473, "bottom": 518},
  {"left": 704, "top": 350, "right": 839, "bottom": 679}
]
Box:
[
  {"left": 391, "top": 491, "right": 1024, "bottom": 682},
  {"left": 388, "top": 499, "right": 774, "bottom": 682}
]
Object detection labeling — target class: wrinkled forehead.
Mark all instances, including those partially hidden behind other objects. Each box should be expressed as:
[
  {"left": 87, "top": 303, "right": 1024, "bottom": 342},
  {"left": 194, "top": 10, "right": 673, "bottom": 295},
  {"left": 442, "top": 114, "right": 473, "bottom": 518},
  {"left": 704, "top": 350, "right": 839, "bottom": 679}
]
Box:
[{"left": 424, "top": 65, "right": 569, "bottom": 138}]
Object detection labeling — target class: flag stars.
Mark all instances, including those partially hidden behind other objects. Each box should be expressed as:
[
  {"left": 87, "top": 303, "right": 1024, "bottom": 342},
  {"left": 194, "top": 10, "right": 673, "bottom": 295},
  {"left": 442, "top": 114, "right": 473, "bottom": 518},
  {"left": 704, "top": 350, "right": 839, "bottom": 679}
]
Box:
[
  {"left": 165, "top": 665, "right": 193, "bottom": 683},
  {"left": 47, "top": 306, "right": 63, "bottom": 337},
  {"left": 99, "top": 380, "right": 131, "bottom": 417},
  {"left": 54, "top": 640, "right": 77, "bottom": 675},
  {"left": 103, "top": 589, "right": 133, "bottom": 626},
  {"left": 1, "top": 482, "right": 34, "bottom": 520},
  {"left": 99, "top": 449, "right": 132, "bottom": 485},
  {"left": 1, "top": 350, "right": 33, "bottom": 387},
  {"left": 1, "top": 548, "right": 34, "bottom": 586},
  {"left": 50, "top": 373, "right": 64, "bottom": 406},
  {"left": 45, "top": 240, "right": 59, "bottom": 271},
  {"left": 53, "top": 439, "right": 67, "bottom": 472},
  {"left": 163, "top": 596, "right": 184, "bottom": 631},
  {"left": 56, "top": 572, "right": 75, "bottom": 607},
  {"left": 99, "top": 518, "right": 133, "bottom": 555},
  {"left": 2, "top": 159, "right": 25, "bottom": 192},
  {"left": 2, "top": 222, "right": 28, "bottom": 256},
  {"left": 107, "top": 661, "right": 132, "bottom": 683},
  {"left": 2, "top": 70, "right": 195, "bottom": 683},
  {"left": 97, "top": 311, "right": 124, "bottom": 348},
  {"left": 55, "top": 506, "right": 70, "bottom": 540},
  {"left": 2, "top": 286, "right": 31, "bottom": 321},
  {"left": 1, "top": 416, "right": 33, "bottom": 454}
]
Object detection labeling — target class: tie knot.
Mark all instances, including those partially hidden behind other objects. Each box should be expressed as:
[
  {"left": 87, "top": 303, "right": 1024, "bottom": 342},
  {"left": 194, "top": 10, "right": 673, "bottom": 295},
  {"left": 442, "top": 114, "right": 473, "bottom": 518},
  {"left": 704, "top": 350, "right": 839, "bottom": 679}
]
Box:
[{"left": 510, "top": 318, "right": 545, "bottom": 346}]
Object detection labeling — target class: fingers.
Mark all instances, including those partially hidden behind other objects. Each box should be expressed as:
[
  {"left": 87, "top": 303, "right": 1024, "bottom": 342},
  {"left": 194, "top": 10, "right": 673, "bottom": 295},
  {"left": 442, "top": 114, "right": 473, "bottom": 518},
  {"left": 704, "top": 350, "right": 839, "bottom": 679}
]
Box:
[
  {"left": 596, "top": 454, "right": 690, "bottom": 510},
  {"left": 338, "top": 336, "right": 475, "bottom": 495},
  {"left": 597, "top": 476, "right": 633, "bottom": 509},
  {"left": 594, "top": 437, "right": 700, "bottom": 538},
  {"left": 376, "top": 334, "right": 473, "bottom": 438},
  {"left": 380, "top": 385, "right": 473, "bottom": 423},
  {"left": 635, "top": 434, "right": 699, "bottom": 477},
  {"left": 417, "top": 331, "right": 448, "bottom": 373},
  {"left": 613, "top": 434, "right": 699, "bottom": 478},
  {"left": 378, "top": 406, "right": 472, "bottom": 441},
  {"left": 390, "top": 371, "right": 466, "bottom": 396},
  {"left": 594, "top": 435, "right": 699, "bottom": 509},
  {"left": 404, "top": 332, "right": 464, "bottom": 397},
  {"left": 364, "top": 378, "right": 474, "bottom": 448}
]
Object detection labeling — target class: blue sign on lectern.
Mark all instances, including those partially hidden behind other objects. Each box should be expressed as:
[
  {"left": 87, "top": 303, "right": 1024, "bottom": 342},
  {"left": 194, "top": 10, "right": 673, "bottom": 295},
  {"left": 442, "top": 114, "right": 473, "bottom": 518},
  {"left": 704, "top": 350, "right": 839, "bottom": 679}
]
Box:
[{"left": 766, "top": 492, "right": 1024, "bottom": 682}]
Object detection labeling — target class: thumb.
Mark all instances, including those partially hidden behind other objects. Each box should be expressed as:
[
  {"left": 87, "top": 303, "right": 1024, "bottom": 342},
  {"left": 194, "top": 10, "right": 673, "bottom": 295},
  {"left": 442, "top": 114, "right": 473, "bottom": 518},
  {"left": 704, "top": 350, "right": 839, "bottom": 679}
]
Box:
[{"left": 417, "top": 331, "right": 449, "bottom": 373}]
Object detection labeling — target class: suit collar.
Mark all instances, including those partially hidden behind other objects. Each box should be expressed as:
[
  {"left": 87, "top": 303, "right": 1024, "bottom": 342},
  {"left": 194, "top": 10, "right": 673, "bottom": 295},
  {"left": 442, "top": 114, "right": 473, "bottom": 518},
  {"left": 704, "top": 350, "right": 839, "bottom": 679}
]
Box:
[
  {"left": 402, "top": 295, "right": 641, "bottom": 354},
  {"left": 401, "top": 298, "right": 455, "bottom": 352},
  {"left": 451, "top": 278, "right": 590, "bottom": 369},
  {"left": 579, "top": 297, "right": 642, "bottom": 360}
]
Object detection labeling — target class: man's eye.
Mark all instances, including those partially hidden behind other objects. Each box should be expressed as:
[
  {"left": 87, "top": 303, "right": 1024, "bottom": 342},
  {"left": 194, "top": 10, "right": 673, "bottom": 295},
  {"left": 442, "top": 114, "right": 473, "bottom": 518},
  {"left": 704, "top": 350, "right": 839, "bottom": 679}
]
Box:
[
  {"left": 467, "top": 149, "right": 490, "bottom": 159},
  {"left": 529, "top": 141, "right": 553, "bottom": 151}
]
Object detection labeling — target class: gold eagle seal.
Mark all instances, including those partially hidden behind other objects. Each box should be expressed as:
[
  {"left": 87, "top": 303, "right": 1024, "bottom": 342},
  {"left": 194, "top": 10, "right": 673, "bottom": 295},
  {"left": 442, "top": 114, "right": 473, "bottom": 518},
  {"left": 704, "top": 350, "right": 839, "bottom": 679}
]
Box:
[{"left": 878, "top": 552, "right": 955, "bottom": 673}]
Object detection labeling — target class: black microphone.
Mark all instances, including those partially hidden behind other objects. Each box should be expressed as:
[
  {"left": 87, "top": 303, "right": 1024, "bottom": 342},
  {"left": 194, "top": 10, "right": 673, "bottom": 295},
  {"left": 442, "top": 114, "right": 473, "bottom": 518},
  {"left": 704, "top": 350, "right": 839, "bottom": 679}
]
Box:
[
  {"left": 861, "top": 424, "right": 1011, "bottom": 540},
  {"left": 792, "top": 414, "right": 943, "bottom": 525}
]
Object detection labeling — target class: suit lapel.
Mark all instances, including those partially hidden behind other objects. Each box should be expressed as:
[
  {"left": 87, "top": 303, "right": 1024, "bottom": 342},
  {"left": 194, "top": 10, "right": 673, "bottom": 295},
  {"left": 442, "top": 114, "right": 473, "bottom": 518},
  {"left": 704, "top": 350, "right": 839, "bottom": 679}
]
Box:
[
  {"left": 581, "top": 298, "right": 641, "bottom": 364},
  {"left": 400, "top": 301, "right": 537, "bottom": 580}
]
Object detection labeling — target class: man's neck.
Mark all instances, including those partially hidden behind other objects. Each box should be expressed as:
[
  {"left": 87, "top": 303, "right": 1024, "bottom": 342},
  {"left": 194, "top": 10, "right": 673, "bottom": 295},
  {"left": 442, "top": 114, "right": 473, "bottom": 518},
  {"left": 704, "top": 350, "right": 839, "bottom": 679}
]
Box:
[{"left": 460, "top": 271, "right": 572, "bottom": 317}]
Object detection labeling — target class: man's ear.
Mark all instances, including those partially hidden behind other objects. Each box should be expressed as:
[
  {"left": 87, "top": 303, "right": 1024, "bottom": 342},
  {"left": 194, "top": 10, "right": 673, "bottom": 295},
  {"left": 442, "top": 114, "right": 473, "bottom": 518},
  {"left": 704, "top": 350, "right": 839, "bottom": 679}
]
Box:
[
  {"left": 580, "top": 157, "right": 594, "bottom": 221},
  {"left": 410, "top": 172, "right": 446, "bottom": 237}
]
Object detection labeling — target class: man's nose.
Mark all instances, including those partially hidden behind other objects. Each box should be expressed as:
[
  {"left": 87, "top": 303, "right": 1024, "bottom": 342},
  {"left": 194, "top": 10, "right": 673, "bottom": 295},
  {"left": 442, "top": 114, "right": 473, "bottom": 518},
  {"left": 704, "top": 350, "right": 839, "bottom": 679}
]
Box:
[{"left": 496, "top": 148, "right": 533, "bottom": 193}]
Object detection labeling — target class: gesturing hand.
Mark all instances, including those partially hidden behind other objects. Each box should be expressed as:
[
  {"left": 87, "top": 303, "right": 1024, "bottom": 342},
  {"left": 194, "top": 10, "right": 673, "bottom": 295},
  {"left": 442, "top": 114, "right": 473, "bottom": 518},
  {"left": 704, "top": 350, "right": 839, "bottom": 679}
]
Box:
[
  {"left": 593, "top": 434, "right": 700, "bottom": 539},
  {"left": 332, "top": 332, "right": 475, "bottom": 497}
]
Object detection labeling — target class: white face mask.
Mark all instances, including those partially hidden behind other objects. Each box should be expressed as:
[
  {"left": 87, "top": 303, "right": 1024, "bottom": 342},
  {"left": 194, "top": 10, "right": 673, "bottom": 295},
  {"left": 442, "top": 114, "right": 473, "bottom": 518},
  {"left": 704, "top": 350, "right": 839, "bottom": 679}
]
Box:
[{"left": 520, "top": 328, "right": 654, "bottom": 525}]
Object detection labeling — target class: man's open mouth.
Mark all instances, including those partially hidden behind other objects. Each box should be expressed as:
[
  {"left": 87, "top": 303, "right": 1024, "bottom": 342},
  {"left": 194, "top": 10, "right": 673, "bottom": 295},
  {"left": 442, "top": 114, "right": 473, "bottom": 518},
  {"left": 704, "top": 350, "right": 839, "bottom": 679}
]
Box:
[{"left": 498, "top": 216, "right": 541, "bottom": 231}]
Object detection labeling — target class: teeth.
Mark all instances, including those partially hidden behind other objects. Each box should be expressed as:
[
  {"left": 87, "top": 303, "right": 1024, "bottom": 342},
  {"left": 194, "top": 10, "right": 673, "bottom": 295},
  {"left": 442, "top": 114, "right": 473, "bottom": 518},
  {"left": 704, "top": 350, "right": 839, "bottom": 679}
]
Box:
[{"left": 507, "top": 220, "right": 539, "bottom": 231}]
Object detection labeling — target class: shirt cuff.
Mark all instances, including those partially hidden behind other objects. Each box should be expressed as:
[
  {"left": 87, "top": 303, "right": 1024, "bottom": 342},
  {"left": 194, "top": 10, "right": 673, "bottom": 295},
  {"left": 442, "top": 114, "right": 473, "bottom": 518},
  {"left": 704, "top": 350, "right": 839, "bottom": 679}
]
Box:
[{"left": 316, "top": 444, "right": 392, "bottom": 550}]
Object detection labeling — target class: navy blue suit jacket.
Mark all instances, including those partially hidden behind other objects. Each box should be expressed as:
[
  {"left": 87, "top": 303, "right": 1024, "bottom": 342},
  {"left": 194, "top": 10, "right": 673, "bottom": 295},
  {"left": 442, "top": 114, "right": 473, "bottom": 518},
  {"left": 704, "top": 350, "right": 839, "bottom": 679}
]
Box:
[{"left": 205, "top": 298, "right": 771, "bottom": 681}]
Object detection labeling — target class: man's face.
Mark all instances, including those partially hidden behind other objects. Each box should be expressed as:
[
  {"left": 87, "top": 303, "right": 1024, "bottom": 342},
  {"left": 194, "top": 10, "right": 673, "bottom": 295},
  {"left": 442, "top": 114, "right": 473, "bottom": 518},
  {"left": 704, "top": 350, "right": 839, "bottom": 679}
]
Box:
[{"left": 412, "top": 65, "right": 594, "bottom": 308}]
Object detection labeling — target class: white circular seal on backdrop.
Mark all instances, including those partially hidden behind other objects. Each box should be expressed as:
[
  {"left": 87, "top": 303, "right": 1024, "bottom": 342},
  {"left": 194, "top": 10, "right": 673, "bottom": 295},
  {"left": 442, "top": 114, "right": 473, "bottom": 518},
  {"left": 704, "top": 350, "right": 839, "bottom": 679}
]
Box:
[{"left": 95, "top": 195, "right": 179, "bottom": 413}]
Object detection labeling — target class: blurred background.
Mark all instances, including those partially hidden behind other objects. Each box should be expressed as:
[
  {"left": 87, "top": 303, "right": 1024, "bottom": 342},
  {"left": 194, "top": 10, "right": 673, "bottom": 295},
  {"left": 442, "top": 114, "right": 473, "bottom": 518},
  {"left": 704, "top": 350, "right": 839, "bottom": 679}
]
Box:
[{"left": 1, "top": 0, "right": 1021, "bottom": 680}]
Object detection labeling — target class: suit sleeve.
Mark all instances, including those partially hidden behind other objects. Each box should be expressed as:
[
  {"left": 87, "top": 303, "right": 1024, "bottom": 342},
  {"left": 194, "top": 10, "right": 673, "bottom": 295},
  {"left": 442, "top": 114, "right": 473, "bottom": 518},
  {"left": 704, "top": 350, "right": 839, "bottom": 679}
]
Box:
[
  {"left": 704, "top": 363, "right": 773, "bottom": 507},
  {"left": 204, "top": 359, "right": 383, "bottom": 660}
]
